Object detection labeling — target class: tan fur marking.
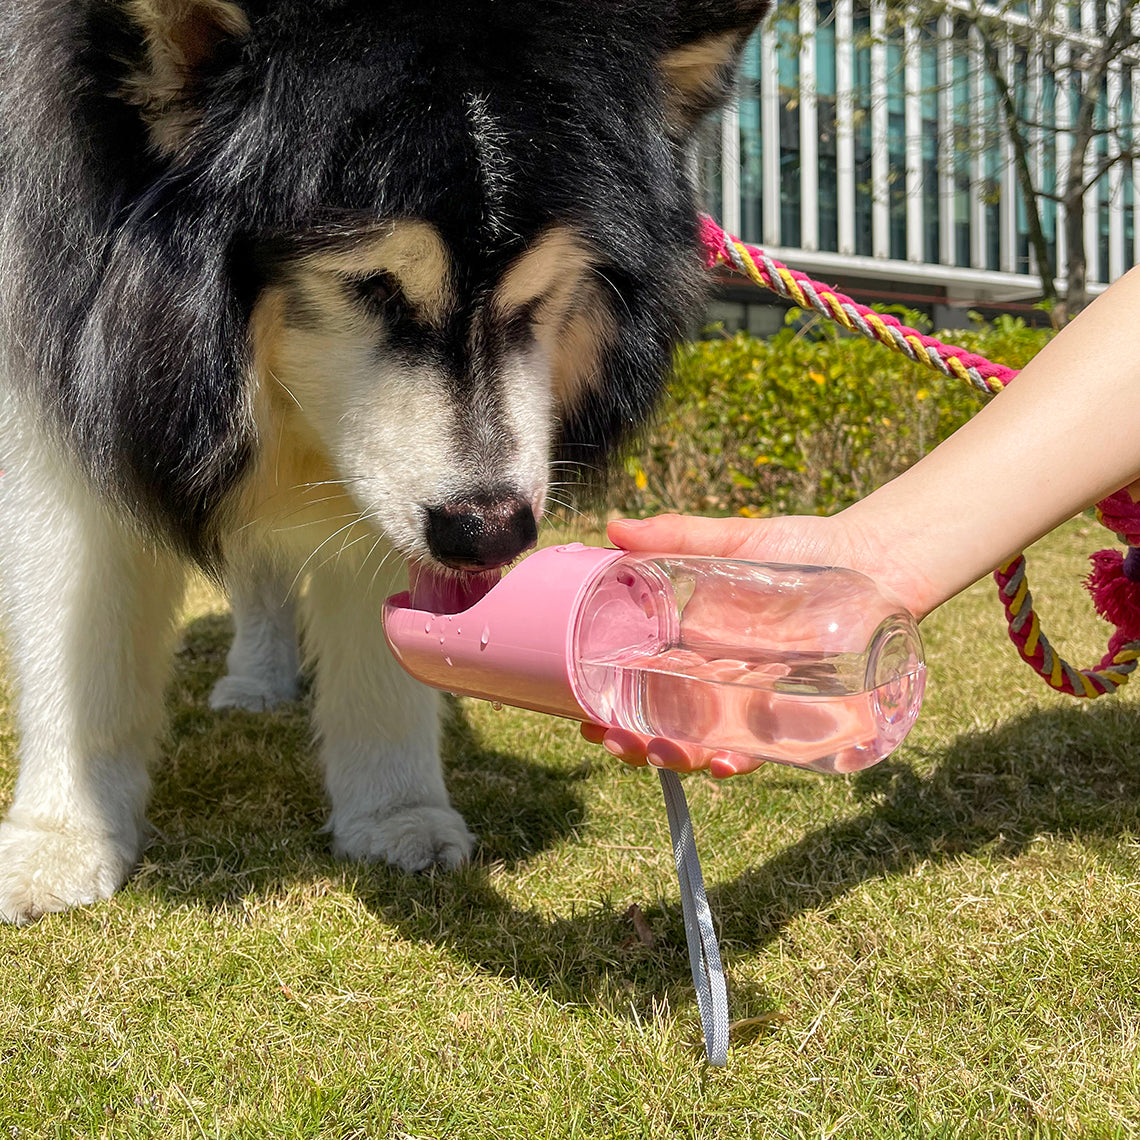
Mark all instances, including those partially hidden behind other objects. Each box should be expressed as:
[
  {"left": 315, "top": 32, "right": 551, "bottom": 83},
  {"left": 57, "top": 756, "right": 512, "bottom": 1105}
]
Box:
[
  {"left": 124, "top": 0, "right": 250, "bottom": 154},
  {"left": 535, "top": 280, "right": 617, "bottom": 413},
  {"left": 492, "top": 227, "right": 614, "bottom": 411},
  {"left": 233, "top": 288, "right": 368, "bottom": 558},
  {"left": 304, "top": 223, "right": 456, "bottom": 325},
  {"left": 660, "top": 31, "right": 740, "bottom": 126},
  {"left": 491, "top": 227, "right": 597, "bottom": 318}
]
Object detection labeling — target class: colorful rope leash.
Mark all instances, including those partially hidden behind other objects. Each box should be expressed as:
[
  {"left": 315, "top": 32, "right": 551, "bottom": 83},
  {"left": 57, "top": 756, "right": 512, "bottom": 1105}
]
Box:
[{"left": 698, "top": 214, "right": 1140, "bottom": 698}]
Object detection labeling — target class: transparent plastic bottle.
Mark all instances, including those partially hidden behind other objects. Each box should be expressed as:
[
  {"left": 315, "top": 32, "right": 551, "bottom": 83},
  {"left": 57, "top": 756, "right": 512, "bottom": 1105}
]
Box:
[
  {"left": 569, "top": 554, "right": 925, "bottom": 773},
  {"left": 384, "top": 544, "right": 925, "bottom": 773}
]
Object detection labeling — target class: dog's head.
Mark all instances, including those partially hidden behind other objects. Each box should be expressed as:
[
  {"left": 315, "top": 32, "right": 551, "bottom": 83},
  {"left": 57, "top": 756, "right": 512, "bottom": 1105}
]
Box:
[{"left": 85, "top": 0, "right": 771, "bottom": 571}]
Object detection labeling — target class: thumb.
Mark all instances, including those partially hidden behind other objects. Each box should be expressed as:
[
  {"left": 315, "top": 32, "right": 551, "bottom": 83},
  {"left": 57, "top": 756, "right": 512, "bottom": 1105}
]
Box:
[{"left": 606, "top": 513, "right": 762, "bottom": 558}]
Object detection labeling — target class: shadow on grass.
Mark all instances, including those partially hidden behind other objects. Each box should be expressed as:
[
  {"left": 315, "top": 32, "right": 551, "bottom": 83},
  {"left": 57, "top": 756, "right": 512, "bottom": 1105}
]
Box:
[{"left": 142, "top": 612, "right": 1140, "bottom": 1025}]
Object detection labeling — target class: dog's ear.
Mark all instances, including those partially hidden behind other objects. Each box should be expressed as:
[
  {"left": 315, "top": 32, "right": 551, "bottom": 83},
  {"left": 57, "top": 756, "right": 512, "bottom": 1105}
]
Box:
[
  {"left": 661, "top": 1, "right": 772, "bottom": 135},
  {"left": 123, "top": 0, "right": 250, "bottom": 153}
]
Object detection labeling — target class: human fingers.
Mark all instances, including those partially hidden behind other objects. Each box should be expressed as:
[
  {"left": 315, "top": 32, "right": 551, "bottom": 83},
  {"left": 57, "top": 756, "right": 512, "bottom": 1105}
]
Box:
[
  {"left": 606, "top": 514, "right": 764, "bottom": 559},
  {"left": 579, "top": 723, "right": 651, "bottom": 767},
  {"left": 643, "top": 737, "right": 719, "bottom": 773},
  {"left": 708, "top": 751, "right": 767, "bottom": 779},
  {"left": 580, "top": 724, "right": 714, "bottom": 772}
]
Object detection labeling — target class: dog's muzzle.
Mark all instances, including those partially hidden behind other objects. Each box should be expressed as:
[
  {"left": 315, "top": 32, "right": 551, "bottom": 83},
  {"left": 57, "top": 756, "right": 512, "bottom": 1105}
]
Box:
[{"left": 424, "top": 492, "right": 538, "bottom": 572}]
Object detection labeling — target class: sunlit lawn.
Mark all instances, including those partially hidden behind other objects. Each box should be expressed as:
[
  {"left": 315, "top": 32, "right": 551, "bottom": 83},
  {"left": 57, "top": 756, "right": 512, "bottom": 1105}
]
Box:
[{"left": 2, "top": 517, "right": 1139, "bottom": 1137}]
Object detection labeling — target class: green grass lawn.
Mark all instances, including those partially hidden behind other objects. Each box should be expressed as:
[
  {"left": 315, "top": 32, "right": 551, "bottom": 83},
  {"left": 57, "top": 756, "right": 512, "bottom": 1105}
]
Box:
[{"left": 3, "top": 518, "right": 1140, "bottom": 1138}]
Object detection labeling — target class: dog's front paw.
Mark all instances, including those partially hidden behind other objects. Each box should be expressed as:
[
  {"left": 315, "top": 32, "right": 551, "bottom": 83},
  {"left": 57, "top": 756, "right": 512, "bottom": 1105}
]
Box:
[
  {"left": 208, "top": 670, "right": 301, "bottom": 712},
  {"left": 0, "top": 819, "right": 138, "bottom": 924},
  {"left": 331, "top": 805, "right": 475, "bottom": 873}
]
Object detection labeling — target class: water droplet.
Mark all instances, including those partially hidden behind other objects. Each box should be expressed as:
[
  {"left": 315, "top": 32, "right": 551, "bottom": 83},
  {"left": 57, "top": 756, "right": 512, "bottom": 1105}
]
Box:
[
  {"left": 439, "top": 635, "right": 445, "bottom": 645},
  {"left": 445, "top": 656, "right": 453, "bottom": 667},
  {"left": 424, "top": 621, "right": 432, "bottom": 633},
  {"left": 491, "top": 701, "right": 503, "bottom": 712},
  {"left": 480, "top": 627, "right": 490, "bottom": 649}
]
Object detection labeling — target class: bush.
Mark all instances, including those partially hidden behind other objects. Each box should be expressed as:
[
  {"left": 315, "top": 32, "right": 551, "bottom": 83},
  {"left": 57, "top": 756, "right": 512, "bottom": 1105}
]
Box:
[{"left": 615, "top": 312, "right": 1052, "bottom": 518}]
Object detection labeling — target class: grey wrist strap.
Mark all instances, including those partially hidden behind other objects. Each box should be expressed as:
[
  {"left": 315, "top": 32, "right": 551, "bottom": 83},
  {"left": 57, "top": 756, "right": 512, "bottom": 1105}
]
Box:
[{"left": 657, "top": 768, "right": 729, "bottom": 1067}]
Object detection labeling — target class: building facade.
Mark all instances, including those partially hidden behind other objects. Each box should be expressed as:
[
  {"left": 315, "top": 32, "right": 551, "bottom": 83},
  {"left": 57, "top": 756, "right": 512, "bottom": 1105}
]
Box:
[{"left": 699, "top": 0, "right": 1139, "bottom": 332}]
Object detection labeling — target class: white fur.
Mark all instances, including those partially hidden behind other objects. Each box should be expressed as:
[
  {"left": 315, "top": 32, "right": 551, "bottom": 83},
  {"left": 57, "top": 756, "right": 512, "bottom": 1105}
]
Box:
[
  {"left": 209, "top": 558, "right": 301, "bottom": 711},
  {"left": 302, "top": 555, "right": 473, "bottom": 872},
  {"left": 0, "top": 388, "right": 184, "bottom": 924}
]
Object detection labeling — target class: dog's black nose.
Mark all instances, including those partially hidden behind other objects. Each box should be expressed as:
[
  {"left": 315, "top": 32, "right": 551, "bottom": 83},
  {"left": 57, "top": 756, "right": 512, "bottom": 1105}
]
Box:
[{"left": 424, "top": 494, "right": 538, "bottom": 572}]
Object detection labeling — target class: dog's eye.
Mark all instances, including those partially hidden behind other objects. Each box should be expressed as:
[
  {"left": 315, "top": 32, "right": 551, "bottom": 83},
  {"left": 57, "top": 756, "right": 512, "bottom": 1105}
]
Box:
[{"left": 350, "top": 272, "right": 404, "bottom": 318}]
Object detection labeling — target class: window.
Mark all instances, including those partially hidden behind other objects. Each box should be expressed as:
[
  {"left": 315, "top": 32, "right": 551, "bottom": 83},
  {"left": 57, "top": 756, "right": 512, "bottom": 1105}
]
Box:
[
  {"left": 1014, "top": 45, "right": 1031, "bottom": 275},
  {"left": 952, "top": 19, "right": 972, "bottom": 266},
  {"left": 1041, "top": 49, "right": 1058, "bottom": 276},
  {"left": 777, "top": 13, "right": 801, "bottom": 247},
  {"left": 887, "top": 31, "right": 907, "bottom": 260},
  {"left": 983, "top": 67, "right": 1001, "bottom": 271},
  {"left": 739, "top": 35, "right": 763, "bottom": 243},
  {"left": 816, "top": 0, "right": 839, "bottom": 252},
  {"left": 921, "top": 25, "right": 941, "bottom": 263},
  {"left": 696, "top": 112, "right": 723, "bottom": 222}
]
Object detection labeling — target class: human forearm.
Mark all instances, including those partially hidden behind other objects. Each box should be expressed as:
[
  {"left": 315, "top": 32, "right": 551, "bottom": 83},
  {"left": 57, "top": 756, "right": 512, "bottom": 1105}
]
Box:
[{"left": 843, "top": 266, "right": 1140, "bottom": 617}]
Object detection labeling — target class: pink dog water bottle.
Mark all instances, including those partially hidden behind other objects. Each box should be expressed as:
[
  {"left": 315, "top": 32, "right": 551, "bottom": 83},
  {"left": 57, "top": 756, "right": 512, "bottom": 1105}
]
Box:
[
  {"left": 383, "top": 544, "right": 925, "bottom": 773},
  {"left": 383, "top": 545, "right": 925, "bottom": 1066}
]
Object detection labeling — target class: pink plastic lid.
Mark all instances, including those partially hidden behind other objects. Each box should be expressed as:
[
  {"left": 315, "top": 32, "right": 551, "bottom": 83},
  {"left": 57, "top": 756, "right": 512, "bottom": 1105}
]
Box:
[{"left": 383, "top": 544, "right": 626, "bottom": 720}]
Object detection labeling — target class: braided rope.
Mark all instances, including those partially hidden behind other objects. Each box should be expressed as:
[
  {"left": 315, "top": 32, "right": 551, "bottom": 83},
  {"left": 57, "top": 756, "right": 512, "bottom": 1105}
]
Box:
[
  {"left": 698, "top": 214, "right": 1134, "bottom": 699},
  {"left": 699, "top": 217, "right": 1019, "bottom": 395}
]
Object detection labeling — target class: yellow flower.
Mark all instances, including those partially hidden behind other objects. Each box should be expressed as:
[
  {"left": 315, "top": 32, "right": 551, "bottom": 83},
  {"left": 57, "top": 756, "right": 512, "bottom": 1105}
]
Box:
[
  {"left": 916, "top": 388, "right": 929, "bottom": 401},
  {"left": 809, "top": 371, "right": 825, "bottom": 385},
  {"left": 634, "top": 467, "right": 648, "bottom": 490},
  {"left": 753, "top": 455, "right": 771, "bottom": 467}
]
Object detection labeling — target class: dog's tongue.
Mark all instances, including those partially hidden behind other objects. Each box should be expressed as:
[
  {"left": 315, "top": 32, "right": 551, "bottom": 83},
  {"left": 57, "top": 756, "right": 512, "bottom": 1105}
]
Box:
[{"left": 407, "top": 561, "right": 502, "bottom": 614}]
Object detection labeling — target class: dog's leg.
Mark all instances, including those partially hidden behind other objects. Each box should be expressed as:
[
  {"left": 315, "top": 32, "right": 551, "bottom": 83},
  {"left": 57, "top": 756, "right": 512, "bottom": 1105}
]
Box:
[
  {"left": 210, "top": 558, "right": 301, "bottom": 711},
  {"left": 302, "top": 560, "right": 474, "bottom": 873},
  {"left": 0, "top": 430, "right": 184, "bottom": 924}
]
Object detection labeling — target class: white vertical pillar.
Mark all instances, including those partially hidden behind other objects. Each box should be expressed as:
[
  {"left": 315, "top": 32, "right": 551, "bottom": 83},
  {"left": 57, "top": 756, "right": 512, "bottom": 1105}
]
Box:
[
  {"left": 760, "top": 22, "right": 781, "bottom": 246},
  {"left": 904, "top": 21, "right": 924, "bottom": 261},
  {"left": 720, "top": 100, "right": 741, "bottom": 236},
  {"left": 1083, "top": 0, "right": 1100, "bottom": 282},
  {"left": 999, "top": 39, "right": 1017, "bottom": 273},
  {"left": 870, "top": 0, "right": 889, "bottom": 257},
  {"left": 1056, "top": 38, "right": 1070, "bottom": 280},
  {"left": 799, "top": 0, "right": 819, "bottom": 251},
  {"left": 969, "top": 25, "right": 987, "bottom": 269},
  {"left": 938, "top": 13, "right": 955, "bottom": 265},
  {"left": 836, "top": 0, "right": 856, "bottom": 256}
]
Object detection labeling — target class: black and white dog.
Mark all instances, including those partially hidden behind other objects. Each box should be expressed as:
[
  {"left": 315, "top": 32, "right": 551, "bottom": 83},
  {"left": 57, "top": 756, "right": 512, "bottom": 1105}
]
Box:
[{"left": 0, "top": 0, "right": 769, "bottom": 922}]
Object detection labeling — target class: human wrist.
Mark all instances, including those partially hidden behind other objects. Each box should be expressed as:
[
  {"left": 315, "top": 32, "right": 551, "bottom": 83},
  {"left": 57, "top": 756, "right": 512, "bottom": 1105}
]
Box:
[{"left": 837, "top": 496, "right": 952, "bottom": 621}]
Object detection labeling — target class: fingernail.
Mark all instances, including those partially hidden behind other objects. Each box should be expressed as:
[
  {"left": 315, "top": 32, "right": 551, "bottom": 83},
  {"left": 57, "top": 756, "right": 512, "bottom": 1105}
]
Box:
[
  {"left": 616, "top": 518, "right": 651, "bottom": 528},
  {"left": 602, "top": 738, "right": 626, "bottom": 758},
  {"left": 646, "top": 740, "right": 686, "bottom": 769}
]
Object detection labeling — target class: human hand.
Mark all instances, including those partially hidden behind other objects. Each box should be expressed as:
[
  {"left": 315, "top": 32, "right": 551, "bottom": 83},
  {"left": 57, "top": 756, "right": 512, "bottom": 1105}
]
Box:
[
  {"left": 579, "top": 721, "right": 765, "bottom": 778},
  {"left": 586, "top": 509, "right": 934, "bottom": 776}
]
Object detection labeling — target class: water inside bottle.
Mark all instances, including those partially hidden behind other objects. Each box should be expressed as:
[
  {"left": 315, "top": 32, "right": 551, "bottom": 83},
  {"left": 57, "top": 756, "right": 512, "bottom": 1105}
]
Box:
[{"left": 575, "top": 642, "right": 925, "bottom": 773}]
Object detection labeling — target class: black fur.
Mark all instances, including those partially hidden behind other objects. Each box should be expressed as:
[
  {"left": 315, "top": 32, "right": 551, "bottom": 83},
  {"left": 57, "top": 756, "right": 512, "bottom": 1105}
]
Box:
[{"left": 0, "top": 0, "right": 770, "bottom": 563}]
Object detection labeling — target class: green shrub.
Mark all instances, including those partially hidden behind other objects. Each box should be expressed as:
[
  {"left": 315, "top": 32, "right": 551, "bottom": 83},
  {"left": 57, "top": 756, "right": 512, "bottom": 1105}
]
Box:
[{"left": 616, "top": 313, "right": 1052, "bottom": 518}]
